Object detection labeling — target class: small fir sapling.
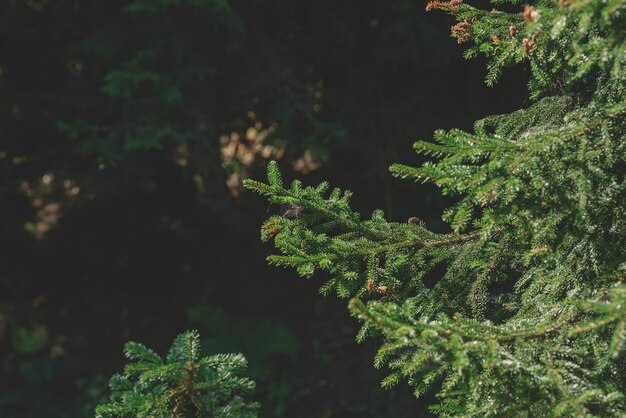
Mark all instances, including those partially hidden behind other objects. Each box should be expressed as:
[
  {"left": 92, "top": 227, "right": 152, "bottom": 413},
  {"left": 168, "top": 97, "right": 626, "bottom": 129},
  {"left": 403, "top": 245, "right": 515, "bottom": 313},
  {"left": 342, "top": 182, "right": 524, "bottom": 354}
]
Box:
[{"left": 96, "top": 330, "right": 259, "bottom": 418}]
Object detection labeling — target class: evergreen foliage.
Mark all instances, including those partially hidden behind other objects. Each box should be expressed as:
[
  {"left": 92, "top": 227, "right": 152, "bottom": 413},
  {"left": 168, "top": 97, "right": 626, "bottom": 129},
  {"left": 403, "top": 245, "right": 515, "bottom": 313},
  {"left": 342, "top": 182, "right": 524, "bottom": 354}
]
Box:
[
  {"left": 246, "top": 1, "right": 626, "bottom": 415},
  {"left": 96, "top": 330, "right": 259, "bottom": 418}
]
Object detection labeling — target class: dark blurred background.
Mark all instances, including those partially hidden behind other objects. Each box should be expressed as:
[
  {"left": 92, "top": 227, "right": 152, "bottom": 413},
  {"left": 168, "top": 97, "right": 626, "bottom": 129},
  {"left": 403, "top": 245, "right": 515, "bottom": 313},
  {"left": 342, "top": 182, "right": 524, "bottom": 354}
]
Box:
[{"left": 0, "top": 1, "right": 526, "bottom": 416}]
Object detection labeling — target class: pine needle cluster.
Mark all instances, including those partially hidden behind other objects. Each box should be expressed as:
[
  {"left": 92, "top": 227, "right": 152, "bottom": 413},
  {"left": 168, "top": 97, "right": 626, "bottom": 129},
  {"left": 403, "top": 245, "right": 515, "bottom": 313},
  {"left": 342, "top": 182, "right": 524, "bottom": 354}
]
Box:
[
  {"left": 96, "top": 331, "right": 259, "bottom": 418},
  {"left": 245, "top": 1, "right": 626, "bottom": 415}
]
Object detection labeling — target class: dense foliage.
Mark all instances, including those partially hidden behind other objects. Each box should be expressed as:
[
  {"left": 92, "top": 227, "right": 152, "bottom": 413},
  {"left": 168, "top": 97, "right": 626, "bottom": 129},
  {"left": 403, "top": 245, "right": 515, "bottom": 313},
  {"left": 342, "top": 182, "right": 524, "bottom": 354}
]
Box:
[
  {"left": 247, "top": 1, "right": 626, "bottom": 415},
  {"left": 96, "top": 330, "right": 258, "bottom": 417}
]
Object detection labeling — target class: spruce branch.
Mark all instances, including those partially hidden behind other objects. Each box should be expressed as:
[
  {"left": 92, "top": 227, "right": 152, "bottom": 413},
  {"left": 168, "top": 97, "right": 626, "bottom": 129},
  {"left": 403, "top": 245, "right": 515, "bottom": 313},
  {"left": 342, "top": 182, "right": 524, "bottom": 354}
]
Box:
[
  {"left": 247, "top": 1, "right": 626, "bottom": 414},
  {"left": 349, "top": 285, "right": 626, "bottom": 415},
  {"left": 95, "top": 330, "right": 259, "bottom": 418},
  {"left": 245, "top": 162, "right": 485, "bottom": 299}
]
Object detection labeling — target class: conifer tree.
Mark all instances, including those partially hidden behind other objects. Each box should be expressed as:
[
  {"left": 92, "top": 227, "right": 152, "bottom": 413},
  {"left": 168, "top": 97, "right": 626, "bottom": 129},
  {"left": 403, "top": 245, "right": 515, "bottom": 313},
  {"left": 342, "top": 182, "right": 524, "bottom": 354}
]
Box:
[
  {"left": 245, "top": 1, "right": 626, "bottom": 415},
  {"left": 96, "top": 330, "right": 259, "bottom": 417}
]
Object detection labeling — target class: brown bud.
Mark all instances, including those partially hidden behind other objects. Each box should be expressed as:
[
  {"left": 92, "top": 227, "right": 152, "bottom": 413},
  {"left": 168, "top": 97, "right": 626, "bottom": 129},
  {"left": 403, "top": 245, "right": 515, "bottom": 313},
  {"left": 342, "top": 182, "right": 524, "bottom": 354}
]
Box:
[
  {"left": 425, "top": 0, "right": 463, "bottom": 13},
  {"left": 522, "top": 38, "right": 533, "bottom": 55},
  {"left": 451, "top": 20, "right": 472, "bottom": 44},
  {"left": 523, "top": 5, "right": 538, "bottom": 23},
  {"left": 408, "top": 217, "right": 426, "bottom": 226},
  {"left": 531, "top": 30, "right": 541, "bottom": 42}
]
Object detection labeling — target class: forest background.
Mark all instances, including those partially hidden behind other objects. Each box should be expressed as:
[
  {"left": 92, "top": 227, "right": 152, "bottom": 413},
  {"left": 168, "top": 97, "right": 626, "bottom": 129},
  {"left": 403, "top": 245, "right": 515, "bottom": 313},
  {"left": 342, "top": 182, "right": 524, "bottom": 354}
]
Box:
[{"left": 0, "top": 0, "right": 527, "bottom": 416}]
